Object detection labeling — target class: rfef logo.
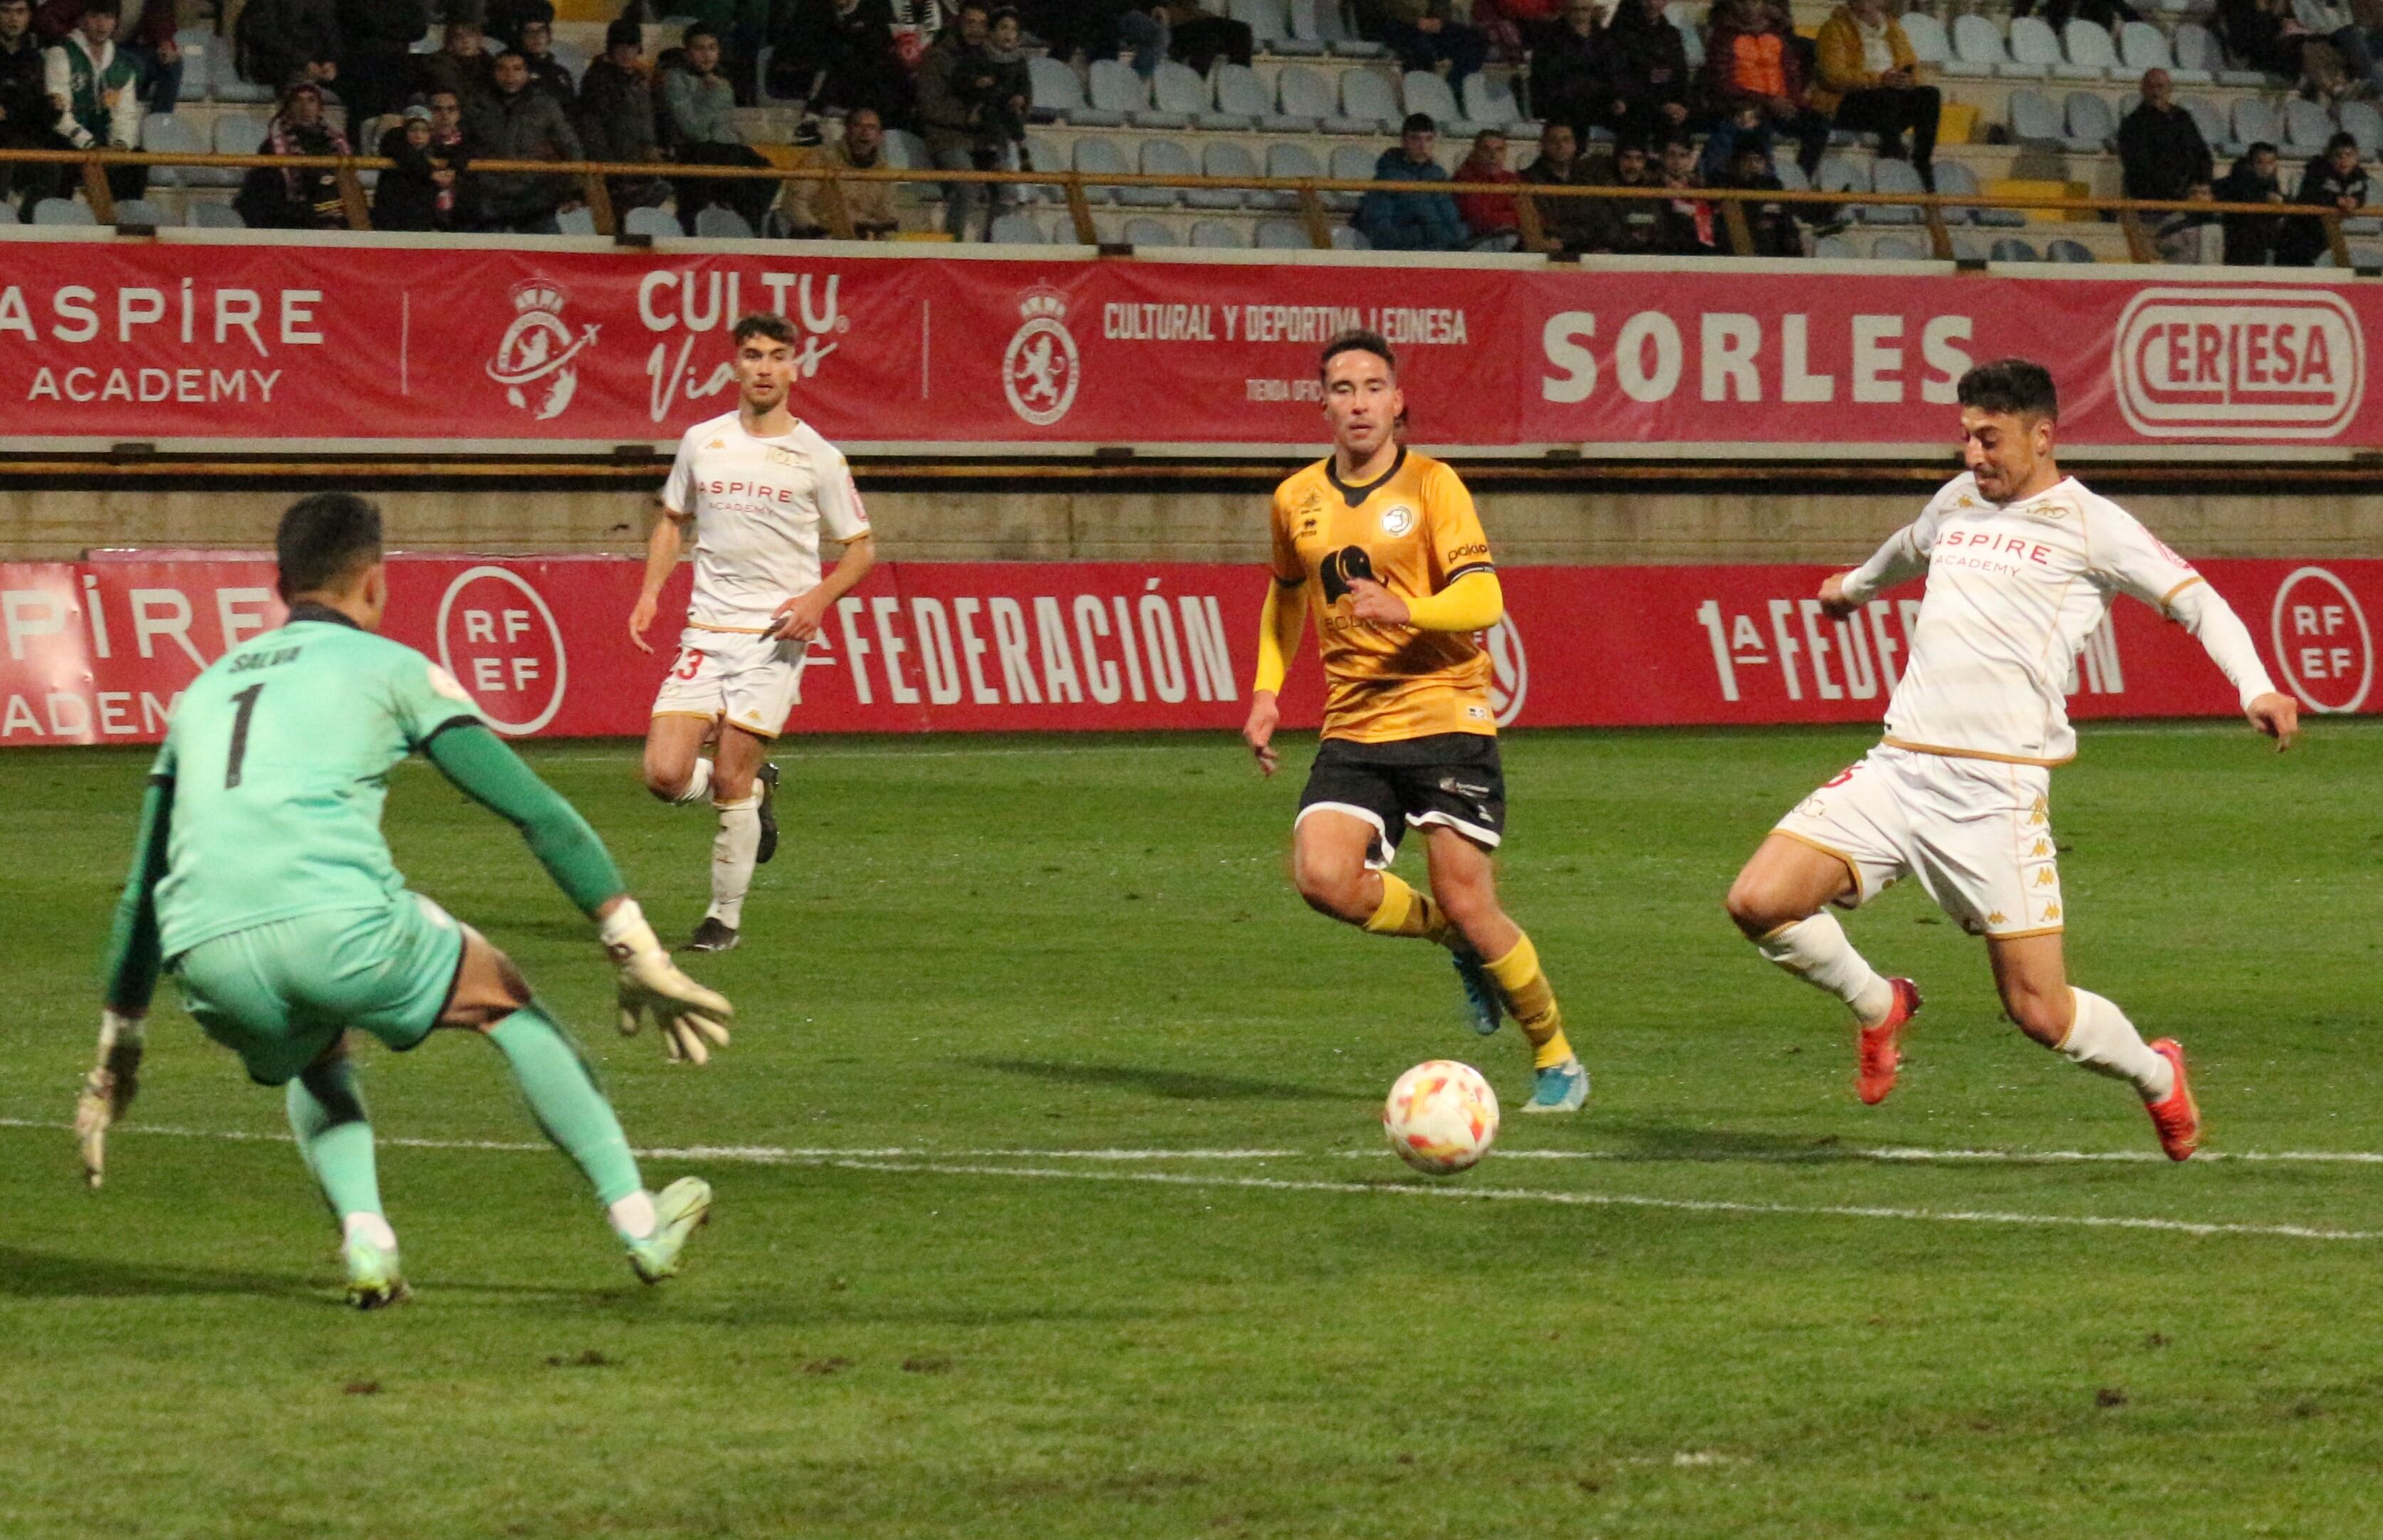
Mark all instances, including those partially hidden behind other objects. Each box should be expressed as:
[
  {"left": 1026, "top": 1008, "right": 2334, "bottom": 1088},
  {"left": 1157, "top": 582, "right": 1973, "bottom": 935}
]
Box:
[
  {"left": 2270, "top": 565, "right": 2372, "bottom": 713},
  {"left": 2112, "top": 287, "right": 2363, "bottom": 439},
  {"left": 436, "top": 567, "right": 568, "bottom": 734}
]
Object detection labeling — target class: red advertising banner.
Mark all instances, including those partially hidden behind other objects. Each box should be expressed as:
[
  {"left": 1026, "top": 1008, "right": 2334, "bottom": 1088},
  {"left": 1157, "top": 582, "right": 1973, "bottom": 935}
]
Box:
[
  {"left": 5, "top": 554, "right": 2375, "bottom": 746},
  {"left": 0, "top": 239, "right": 2369, "bottom": 453}
]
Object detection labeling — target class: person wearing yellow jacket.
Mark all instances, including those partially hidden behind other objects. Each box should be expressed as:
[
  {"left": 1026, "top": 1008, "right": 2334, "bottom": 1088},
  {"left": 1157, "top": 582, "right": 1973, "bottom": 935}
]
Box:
[{"left": 1812, "top": 0, "right": 1941, "bottom": 186}]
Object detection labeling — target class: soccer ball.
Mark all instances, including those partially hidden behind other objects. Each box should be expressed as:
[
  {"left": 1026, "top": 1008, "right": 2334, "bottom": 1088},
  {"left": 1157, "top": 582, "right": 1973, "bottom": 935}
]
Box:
[{"left": 1382, "top": 1060, "right": 1499, "bottom": 1174}]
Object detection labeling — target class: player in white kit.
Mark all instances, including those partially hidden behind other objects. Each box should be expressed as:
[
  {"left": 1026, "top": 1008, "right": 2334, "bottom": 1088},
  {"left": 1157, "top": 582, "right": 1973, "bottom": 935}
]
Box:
[
  {"left": 1724, "top": 360, "right": 2299, "bottom": 1159},
  {"left": 631, "top": 313, "right": 877, "bottom": 951}
]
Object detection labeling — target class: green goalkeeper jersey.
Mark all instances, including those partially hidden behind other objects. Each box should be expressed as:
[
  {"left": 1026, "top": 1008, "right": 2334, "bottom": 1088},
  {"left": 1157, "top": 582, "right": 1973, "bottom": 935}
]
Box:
[{"left": 150, "top": 606, "right": 490, "bottom": 959}]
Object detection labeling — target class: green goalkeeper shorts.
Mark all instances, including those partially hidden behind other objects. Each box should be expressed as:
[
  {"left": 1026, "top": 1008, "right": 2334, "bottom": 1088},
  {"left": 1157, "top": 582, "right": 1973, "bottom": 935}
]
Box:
[{"left": 172, "top": 894, "right": 467, "bottom": 1086}]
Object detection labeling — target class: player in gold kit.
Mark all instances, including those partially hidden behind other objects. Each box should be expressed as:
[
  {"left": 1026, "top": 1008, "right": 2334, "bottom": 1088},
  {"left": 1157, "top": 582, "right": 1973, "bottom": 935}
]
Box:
[{"left": 1241, "top": 331, "right": 1585, "bottom": 1112}]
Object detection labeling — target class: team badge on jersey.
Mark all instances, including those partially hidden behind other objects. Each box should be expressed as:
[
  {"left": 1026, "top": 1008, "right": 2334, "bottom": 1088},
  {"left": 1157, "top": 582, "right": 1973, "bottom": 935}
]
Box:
[{"left": 1380, "top": 504, "right": 1416, "bottom": 536}]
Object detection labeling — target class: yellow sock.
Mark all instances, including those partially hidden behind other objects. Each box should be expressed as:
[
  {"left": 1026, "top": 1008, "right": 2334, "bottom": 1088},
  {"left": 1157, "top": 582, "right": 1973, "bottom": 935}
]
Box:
[
  {"left": 1362, "top": 871, "right": 1456, "bottom": 946},
  {"left": 1485, "top": 933, "right": 1573, "bottom": 1070}
]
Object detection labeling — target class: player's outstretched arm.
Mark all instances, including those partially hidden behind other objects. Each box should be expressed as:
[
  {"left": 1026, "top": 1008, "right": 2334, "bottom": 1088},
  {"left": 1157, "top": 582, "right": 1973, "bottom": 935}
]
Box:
[
  {"left": 629, "top": 510, "right": 687, "bottom": 654},
  {"left": 2165, "top": 582, "right": 2300, "bottom": 751},
  {"left": 1827, "top": 510, "right": 1942, "bottom": 616},
  {"left": 421, "top": 724, "right": 734, "bottom": 1062},
  {"left": 1244, "top": 577, "right": 1308, "bottom": 776},
  {"left": 83, "top": 770, "right": 173, "bottom": 1188}
]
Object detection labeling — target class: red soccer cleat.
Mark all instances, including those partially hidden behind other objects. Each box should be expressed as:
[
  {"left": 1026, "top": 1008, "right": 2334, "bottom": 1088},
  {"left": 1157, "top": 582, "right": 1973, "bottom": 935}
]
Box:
[
  {"left": 2144, "top": 1038, "right": 2200, "bottom": 1161},
  {"left": 1856, "top": 978, "right": 1923, "bottom": 1106}
]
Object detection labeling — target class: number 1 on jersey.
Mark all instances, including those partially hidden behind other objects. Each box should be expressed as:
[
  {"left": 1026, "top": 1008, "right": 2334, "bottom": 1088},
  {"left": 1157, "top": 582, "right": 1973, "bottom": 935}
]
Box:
[{"left": 225, "top": 682, "right": 265, "bottom": 788}]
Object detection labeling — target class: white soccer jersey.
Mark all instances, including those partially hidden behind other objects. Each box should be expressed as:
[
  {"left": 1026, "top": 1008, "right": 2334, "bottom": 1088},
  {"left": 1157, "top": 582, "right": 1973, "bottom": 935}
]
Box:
[
  {"left": 1842, "top": 472, "right": 2276, "bottom": 765},
  {"left": 662, "top": 409, "right": 872, "bottom": 634}
]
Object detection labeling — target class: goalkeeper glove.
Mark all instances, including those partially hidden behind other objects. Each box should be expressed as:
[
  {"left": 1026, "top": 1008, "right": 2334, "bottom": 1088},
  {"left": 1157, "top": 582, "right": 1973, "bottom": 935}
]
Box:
[
  {"left": 601, "top": 899, "right": 734, "bottom": 1065},
  {"left": 75, "top": 1010, "right": 145, "bottom": 1190}
]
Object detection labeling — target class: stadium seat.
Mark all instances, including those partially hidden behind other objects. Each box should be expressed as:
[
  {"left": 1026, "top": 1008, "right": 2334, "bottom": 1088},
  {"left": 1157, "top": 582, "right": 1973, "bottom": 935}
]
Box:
[
  {"left": 1990, "top": 235, "right": 2041, "bottom": 260},
  {"left": 1664, "top": 2, "right": 1706, "bottom": 68},
  {"left": 2284, "top": 98, "right": 2334, "bottom": 155},
  {"left": 884, "top": 127, "right": 928, "bottom": 169},
  {"left": 1774, "top": 159, "right": 1810, "bottom": 192},
  {"left": 1204, "top": 140, "right": 1271, "bottom": 208},
  {"left": 1328, "top": 142, "right": 1376, "bottom": 210},
  {"left": 1256, "top": 216, "right": 1311, "bottom": 247},
  {"left": 2184, "top": 97, "right": 2236, "bottom": 156},
  {"left": 622, "top": 205, "right": 679, "bottom": 238},
  {"left": 1862, "top": 157, "right": 1925, "bottom": 223},
  {"left": 1149, "top": 61, "right": 1209, "bottom": 123},
  {"left": 2047, "top": 236, "right": 2095, "bottom": 261},
  {"left": 2007, "top": 88, "right": 2064, "bottom": 143},
  {"left": 1189, "top": 217, "right": 1247, "bottom": 246},
  {"left": 1329, "top": 222, "right": 1370, "bottom": 248},
  {"left": 207, "top": 113, "right": 267, "bottom": 189},
  {"left": 754, "top": 46, "right": 791, "bottom": 105},
  {"left": 186, "top": 199, "right": 244, "bottom": 228},
  {"left": 1870, "top": 232, "right": 1928, "bottom": 259},
  {"left": 2058, "top": 19, "right": 2118, "bottom": 79},
  {"left": 1461, "top": 73, "right": 1523, "bottom": 132},
  {"left": 1267, "top": 138, "right": 1330, "bottom": 204},
  {"left": 2176, "top": 21, "right": 2265, "bottom": 85},
  {"left": 551, "top": 43, "right": 588, "bottom": 87},
  {"left": 1209, "top": 63, "right": 1270, "bottom": 130},
  {"left": 211, "top": 41, "right": 272, "bottom": 103},
  {"left": 1123, "top": 215, "right": 1179, "bottom": 246},
  {"left": 1901, "top": 11, "right": 1952, "bottom": 68},
  {"left": 1264, "top": 0, "right": 1326, "bottom": 54},
  {"left": 557, "top": 205, "right": 598, "bottom": 235},
  {"left": 1031, "top": 56, "right": 1115, "bottom": 126},
  {"left": 1950, "top": 232, "right": 1991, "bottom": 261},
  {"left": 1088, "top": 58, "right": 1151, "bottom": 120},
  {"left": 694, "top": 204, "right": 754, "bottom": 239},
  {"left": 1813, "top": 231, "right": 1860, "bottom": 258},
  {"left": 174, "top": 26, "right": 211, "bottom": 101},
  {"left": 989, "top": 210, "right": 1049, "bottom": 243},
  {"left": 1951, "top": 14, "right": 2013, "bottom": 75},
  {"left": 2120, "top": 21, "right": 2210, "bottom": 84},
  {"left": 1338, "top": 69, "right": 1401, "bottom": 134},
  {"left": 1309, "top": 0, "right": 1388, "bottom": 57},
  {"left": 140, "top": 112, "right": 201, "bottom": 187},
  {"left": 1402, "top": 71, "right": 1476, "bottom": 137},
  {"left": 2343, "top": 100, "right": 2383, "bottom": 157},
  {"left": 1124, "top": 139, "right": 1192, "bottom": 207},
  {"left": 2233, "top": 96, "right": 2283, "bottom": 151},
  {"left": 111, "top": 198, "right": 166, "bottom": 228},
  {"left": 32, "top": 197, "right": 95, "bottom": 225},
  {"left": 2001, "top": 16, "right": 2060, "bottom": 76},
  {"left": 2065, "top": 90, "right": 2119, "bottom": 152},
  {"left": 1272, "top": 63, "right": 1334, "bottom": 130},
  {"left": 1072, "top": 137, "right": 1131, "bottom": 204},
  {"left": 1936, "top": 159, "right": 2025, "bottom": 226},
  {"left": 1230, "top": 0, "right": 1298, "bottom": 54},
  {"left": 1816, "top": 153, "right": 1867, "bottom": 220}
]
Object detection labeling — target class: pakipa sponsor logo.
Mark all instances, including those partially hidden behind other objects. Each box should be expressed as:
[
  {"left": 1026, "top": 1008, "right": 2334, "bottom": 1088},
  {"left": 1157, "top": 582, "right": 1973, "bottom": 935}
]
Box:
[{"left": 2111, "top": 287, "right": 2363, "bottom": 439}]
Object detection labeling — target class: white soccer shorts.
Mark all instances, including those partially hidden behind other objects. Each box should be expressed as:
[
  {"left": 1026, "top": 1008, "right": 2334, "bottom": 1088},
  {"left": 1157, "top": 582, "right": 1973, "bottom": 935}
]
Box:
[
  {"left": 651, "top": 629, "right": 806, "bottom": 739},
  {"left": 1773, "top": 744, "right": 2065, "bottom": 939}
]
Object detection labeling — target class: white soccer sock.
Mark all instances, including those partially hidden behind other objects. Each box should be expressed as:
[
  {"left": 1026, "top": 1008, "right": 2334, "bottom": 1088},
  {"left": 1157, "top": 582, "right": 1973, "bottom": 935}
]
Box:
[
  {"left": 342, "top": 1211, "right": 398, "bottom": 1251},
  {"left": 608, "top": 1190, "right": 658, "bottom": 1242},
  {"left": 669, "top": 756, "right": 714, "bottom": 807},
  {"left": 2059, "top": 988, "right": 2174, "bottom": 1101},
  {"left": 707, "top": 795, "right": 761, "bottom": 928},
  {"left": 1756, "top": 913, "right": 1897, "bottom": 1026}
]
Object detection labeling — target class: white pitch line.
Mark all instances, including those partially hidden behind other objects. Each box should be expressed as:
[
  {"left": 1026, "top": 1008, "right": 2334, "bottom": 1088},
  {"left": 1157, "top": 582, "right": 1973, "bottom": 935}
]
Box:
[{"left": 6, "top": 1120, "right": 2376, "bottom": 1242}]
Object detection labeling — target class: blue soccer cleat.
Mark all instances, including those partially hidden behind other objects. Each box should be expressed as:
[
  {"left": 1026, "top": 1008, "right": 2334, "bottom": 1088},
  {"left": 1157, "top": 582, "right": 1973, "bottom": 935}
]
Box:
[
  {"left": 1452, "top": 948, "right": 1503, "bottom": 1036},
  {"left": 1523, "top": 1057, "right": 1589, "bottom": 1114}
]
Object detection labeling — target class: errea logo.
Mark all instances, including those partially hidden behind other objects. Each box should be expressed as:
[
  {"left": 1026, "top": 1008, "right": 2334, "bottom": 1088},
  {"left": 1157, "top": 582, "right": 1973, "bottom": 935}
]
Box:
[{"left": 2111, "top": 287, "right": 2363, "bottom": 439}]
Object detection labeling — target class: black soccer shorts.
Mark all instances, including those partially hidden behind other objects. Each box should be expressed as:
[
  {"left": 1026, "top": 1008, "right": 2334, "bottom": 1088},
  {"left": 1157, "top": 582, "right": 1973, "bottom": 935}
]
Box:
[{"left": 1294, "top": 732, "right": 1506, "bottom": 868}]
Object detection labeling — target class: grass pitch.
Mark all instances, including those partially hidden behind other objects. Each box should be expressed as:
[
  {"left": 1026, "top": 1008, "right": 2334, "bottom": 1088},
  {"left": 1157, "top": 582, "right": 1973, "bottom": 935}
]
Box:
[{"left": 5, "top": 723, "right": 2382, "bottom": 1539}]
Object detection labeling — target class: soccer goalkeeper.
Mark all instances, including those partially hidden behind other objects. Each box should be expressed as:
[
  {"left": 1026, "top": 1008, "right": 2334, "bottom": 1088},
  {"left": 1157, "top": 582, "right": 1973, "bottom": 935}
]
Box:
[{"left": 85, "top": 493, "right": 735, "bottom": 1308}]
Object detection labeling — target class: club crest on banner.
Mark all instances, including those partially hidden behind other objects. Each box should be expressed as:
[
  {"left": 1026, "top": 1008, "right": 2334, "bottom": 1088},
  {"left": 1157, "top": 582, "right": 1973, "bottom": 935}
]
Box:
[
  {"left": 1004, "top": 285, "right": 1080, "bottom": 427},
  {"left": 487, "top": 279, "right": 600, "bottom": 421}
]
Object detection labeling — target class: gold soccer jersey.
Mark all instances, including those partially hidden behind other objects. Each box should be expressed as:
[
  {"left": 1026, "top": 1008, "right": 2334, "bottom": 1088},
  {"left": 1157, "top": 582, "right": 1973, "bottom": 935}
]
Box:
[{"left": 1270, "top": 448, "right": 1496, "bottom": 743}]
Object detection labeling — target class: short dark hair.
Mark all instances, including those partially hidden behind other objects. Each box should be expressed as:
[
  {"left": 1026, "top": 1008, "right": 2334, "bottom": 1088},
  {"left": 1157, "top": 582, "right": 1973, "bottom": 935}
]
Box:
[
  {"left": 734, "top": 311, "right": 799, "bottom": 348},
  {"left": 1956, "top": 358, "right": 2058, "bottom": 421},
  {"left": 494, "top": 47, "right": 527, "bottom": 66},
  {"left": 1319, "top": 330, "right": 1395, "bottom": 381},
  {"left": 955, "top": 1, "right": 990, "bottom": 16},
  {"left": 682, "top": 21, "right": 717, "bottom": 45},
  {"left": 277, "top": 493, "right": 383, "bottom": 599},
  {"left": 2246, "top": 140, "right": 2278, "bottom": 159},
  {"left": 1401, "top": 112, "right": 1436, "bottom": 135},
  {"left": 2328, "top": 130, "right": 2360, "bottom": 154}
]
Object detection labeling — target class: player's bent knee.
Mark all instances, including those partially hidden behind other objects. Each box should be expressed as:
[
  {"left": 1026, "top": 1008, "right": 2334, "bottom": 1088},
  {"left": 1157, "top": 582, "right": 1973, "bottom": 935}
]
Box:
[
  {"left": 1292, "top": 859, "right": 1369, "bottom": 922},
  {"left": 1724, "top": 875, "right": 1793, "bottom": 938}
]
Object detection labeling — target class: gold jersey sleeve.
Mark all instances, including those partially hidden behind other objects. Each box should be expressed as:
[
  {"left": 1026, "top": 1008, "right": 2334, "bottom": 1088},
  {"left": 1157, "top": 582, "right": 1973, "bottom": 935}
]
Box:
[{"left": 1269, "top": 449, "right": 1497, "bottom": 744}]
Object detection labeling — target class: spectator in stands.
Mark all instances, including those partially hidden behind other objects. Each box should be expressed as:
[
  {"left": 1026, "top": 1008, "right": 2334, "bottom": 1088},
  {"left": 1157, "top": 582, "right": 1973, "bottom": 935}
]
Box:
[
  {"left": 337, "top": 0, "right": 432, "bottom": 126},
  {"left": 1706, "top": 0, "right": 1829, "bottom": 177},
  {"left": 1474, "top": 0, "right": 1560, "bottom": 61},
  {"left": 373, "top": 97, "right": 469, "bottom": 231},
  {"left": 1597, "top": 0, "right": 1693, "bottom": 149},
  {"left": 978, "top": 4, "right": 1030, "bottom": 142},
  {"left": 1811, "top": 0, "right": 1936, "bottom": 187},
  {"left": 0, "top": 0, "right": 58, "bottom": 213},
  {"left": 2214, "top": 0, "right": 2369, "bottom": 92},
  {"left": 1355, "top": 111, "right": 1469, "bottom": 250},
  {"left": 2117, "top": 68, "right": 2211, "bottom": 203},
  {"left": 767, "top": 0, "right": 908, "bottom": 120},
  {"left": 1454, "top": 127, "right": 1522, "bottom": 249},
  {"left": 235, "top": 78, "right": 350, "bottom": 229},
  {"left": 466, "top": 47, "right": 582, "bottom": 232},
  {"left": 780, "top": 101, "right": 904, "bottom": 235},
  {"left": 2215, "top": 140, "right": 2287, "bottom": 263},
  {"left": 237, "top": 0, "right": 338, "bottom": 97},
  {"left": 917, "top": 0, "right": 1005, "bottom": 239},
  {"left": 2155, "top": 177, "right": 2221, "bottom": 263},
  {"left": 2281, "top": 128, "right": 2368, "bottom": 262},
  {"left": 1526, "top": 1, "right": 1601, "bottom": 142},
  {"left": 2008, "top": 0, "right": 2139, "bottom": 33},
  {"left": 1151, "top": 1, "right": 1253, "bottom": 75},
  {"left": 418, "top": 20, "right": 496, "bottom": 107},
  {"left": 655, "top": 0, "right": 767, "bottom": 103},
  {"left": 483, "top": 0, "right": 556, "bottom": 50},
  {"left": 889, "top": 0, "right": 942, "bottom": 70},
  {"left": 515, "top": 18, "right": 574, "bottom": 102},
  {"left": 1724, "top": 137, "right": 1803, "bottom": 255},
  {"left": 43, "top": 1, "right": 141, "bottom": 201},
  {"left": 1655, "top": 131, "right": 1724, "bottom": 253},
  {"left": 1586, "top": 137, "right": 1665, "bottom": 251},
  {"left": 1520, "top": 119, "right": 1601, "bottom": 251},
  {"left": 1380, "top": 0, "right": 1489, "bottom": 90},
  {"left": 578, "top": 16, "right": 671, "bottom": 209},
  {"left": 663, "top": 22, "right": 778, "bottom": 234},
  {"left": 37, "top": 0, "right": 174, "bottom": 115}
]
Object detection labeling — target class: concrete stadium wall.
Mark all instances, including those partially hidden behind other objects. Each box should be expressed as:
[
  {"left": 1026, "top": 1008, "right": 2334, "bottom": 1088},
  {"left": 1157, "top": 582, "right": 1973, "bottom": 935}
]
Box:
[{"left": 6, "top": 478, "right": 2383, "bottom": 565}]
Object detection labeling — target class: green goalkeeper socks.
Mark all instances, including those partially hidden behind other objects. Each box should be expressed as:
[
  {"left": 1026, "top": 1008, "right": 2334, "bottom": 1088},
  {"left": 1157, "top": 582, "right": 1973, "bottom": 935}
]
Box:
[
  {"left": 489, "top": 1002, "right": 644, "bottom": 1208},
  {"left": 286, "top": 1057, "right": 385, "bottom": 1222}
]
